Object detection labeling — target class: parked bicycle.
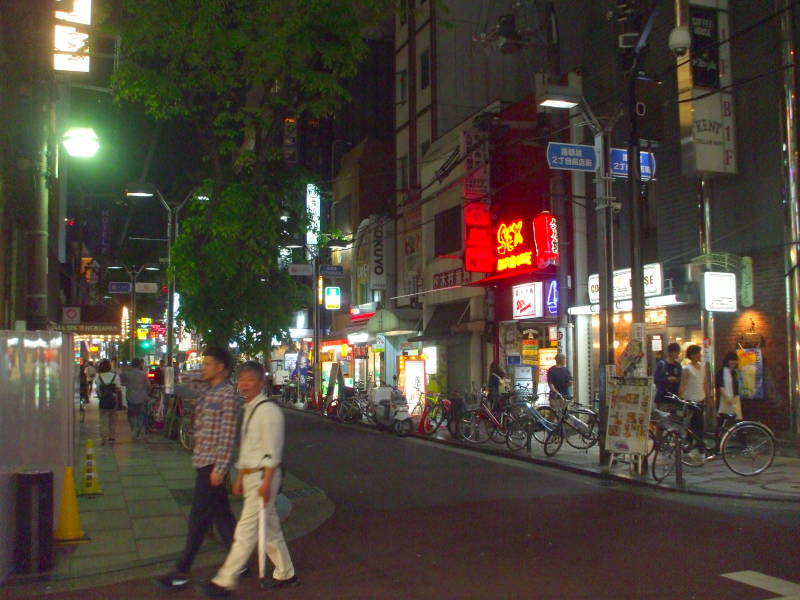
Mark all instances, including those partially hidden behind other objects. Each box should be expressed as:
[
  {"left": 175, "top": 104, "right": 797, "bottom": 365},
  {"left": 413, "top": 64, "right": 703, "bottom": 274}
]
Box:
[
  {"left": 178, "top": 397, "right": 194, "bottom": 451},
  {"left": 542, "top": 391, "right": 600, "bottom": 457},
  {"left": 651, "top": 393, "right": 775, "bottom": 481},
  {"left": 457, "top": 388, "right": 521, "bottom": 445},
  {"left": 504, "top": 392, "right": 559, "bottom": 451}
]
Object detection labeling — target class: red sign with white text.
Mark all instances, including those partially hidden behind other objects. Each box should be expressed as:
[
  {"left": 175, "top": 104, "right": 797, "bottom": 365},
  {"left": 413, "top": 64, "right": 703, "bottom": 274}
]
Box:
[{"left": 533, "top": 212, "right": 559, "bottom": 269}]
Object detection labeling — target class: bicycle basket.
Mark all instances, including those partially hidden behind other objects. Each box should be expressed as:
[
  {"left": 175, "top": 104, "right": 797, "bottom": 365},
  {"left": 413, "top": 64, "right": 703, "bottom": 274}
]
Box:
[
  {"left": 462, "top": 392, "right": 480, "bottom": 411},
  {"left": 662, "top": 405, "right": 692, "bottom": 435}
]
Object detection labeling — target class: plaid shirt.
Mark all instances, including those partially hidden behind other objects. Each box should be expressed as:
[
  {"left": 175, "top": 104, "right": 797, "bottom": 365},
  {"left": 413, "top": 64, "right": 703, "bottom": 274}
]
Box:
[{"left": 179, "top": 375, "right": 240, "bottom": 474}]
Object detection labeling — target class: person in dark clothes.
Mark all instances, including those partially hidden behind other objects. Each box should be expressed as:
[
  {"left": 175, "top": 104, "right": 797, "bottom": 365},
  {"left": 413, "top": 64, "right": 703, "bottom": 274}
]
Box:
[{"left": 654, "top": 342, "right": 682, "bottom": 409}]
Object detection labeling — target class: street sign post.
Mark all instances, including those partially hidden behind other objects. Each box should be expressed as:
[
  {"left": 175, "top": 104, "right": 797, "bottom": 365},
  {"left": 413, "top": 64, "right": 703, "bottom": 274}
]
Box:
[
  {"left": 288, "top": 263, "right": 313, "bottom": 277},
  {"left": 109, "top": 281, "right": 132, "bottom": 294},
  {"left": 609, "top": 148, "right": 656, "bottom": 180},
  {"left": 319, "top": 264, "right": 344, "bottom": 277},
  {"left": 546, "top": 142, "right": 597, "bottom": 172}
]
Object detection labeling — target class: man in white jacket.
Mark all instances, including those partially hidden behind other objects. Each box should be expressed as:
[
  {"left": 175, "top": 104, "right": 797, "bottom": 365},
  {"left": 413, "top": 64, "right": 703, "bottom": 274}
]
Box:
[{"left": 201, "top": 361, "right": 297, "bottom": 597}]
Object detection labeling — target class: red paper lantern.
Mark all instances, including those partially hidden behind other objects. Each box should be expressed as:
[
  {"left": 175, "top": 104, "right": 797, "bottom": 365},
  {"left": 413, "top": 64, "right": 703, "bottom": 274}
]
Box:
[{"left": 533, "top": 212, "right": 559, "bottom": 268}]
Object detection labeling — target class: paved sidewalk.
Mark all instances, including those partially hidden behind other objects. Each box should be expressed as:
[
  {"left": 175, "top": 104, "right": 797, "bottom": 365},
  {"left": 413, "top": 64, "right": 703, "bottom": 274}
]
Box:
[
  {"left": 5, "top": 398, "right": 334, "bottom": 595},
  {"left": 286, "top": 402, "right": 800, "bottom": 502}
]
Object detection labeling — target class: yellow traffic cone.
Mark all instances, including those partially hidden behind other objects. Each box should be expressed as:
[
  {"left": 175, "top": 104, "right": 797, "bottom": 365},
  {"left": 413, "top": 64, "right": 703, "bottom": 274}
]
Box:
[
  {"left": 78, "top": 439, "right": 103, "bottom": 496},
  {"left": 54, "top": 466, "right": 89, "bottom": 543}
]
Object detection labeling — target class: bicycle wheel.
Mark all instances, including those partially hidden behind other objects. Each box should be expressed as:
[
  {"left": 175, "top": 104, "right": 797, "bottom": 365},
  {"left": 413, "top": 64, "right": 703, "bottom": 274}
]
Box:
[
  {"left": 721, "top": 422, "right": 775, "bottom": 476},
  {"left": 446, "top": 406, "right": 459, "bottom": 438},
  {"left": 531, "top": 406, "right": 558, "bottom": 445},
  {"left": 652, "top": 430, "right": 679, "bottom": 482},
  {"left": 564, "top": 409, "right": 599, "bottom": 449},
  {"left": 178, "top": 416, "right": 193, "bottom": 451},
  {"left": 506, "top": 416, "right": 532, "bottom": 452},
  {"left": 457, "top": 410, "right": 490, "bottom": 444},
  {"left": 336, "top": 399, "right": 360, "bottom": 423},
  {"left": 420, "top": 404, "right": 444, "bottom": 435},
  {"left": 488, "top": 414, "right": 504, "bottom": 444},
  {"left": 543, "top": 425, "right": 564, "bottom": 456}
]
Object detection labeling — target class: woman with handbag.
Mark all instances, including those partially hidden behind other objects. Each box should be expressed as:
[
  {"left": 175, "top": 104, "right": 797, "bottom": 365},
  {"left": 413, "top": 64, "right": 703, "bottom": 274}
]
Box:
[{"left": 716, "top": 351, "right": 743, "bottom": 421}]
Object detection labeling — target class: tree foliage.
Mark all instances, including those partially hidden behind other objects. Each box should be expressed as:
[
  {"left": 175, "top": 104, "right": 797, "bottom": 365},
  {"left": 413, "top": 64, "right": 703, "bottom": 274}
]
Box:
[{"left": 106, "top": 0, "right": 394, "bottom": 353}]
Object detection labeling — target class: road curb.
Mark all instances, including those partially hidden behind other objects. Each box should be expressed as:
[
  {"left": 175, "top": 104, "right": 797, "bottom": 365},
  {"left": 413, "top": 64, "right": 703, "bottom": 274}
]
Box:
[{"left": 284, "top": 404, "right": 800, "bottom": 504}]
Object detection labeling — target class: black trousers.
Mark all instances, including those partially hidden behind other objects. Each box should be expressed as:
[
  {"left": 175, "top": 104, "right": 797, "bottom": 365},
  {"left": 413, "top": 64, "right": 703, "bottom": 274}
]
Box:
[{"left": 176, "top": 464, "right": 236, "bottom": 573}]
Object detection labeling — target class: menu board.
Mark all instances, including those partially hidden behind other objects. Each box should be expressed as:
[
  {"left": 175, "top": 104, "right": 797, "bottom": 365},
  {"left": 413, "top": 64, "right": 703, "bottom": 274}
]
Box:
[{"left": 604, "top": 376, "right": 653, "bottom": 455}]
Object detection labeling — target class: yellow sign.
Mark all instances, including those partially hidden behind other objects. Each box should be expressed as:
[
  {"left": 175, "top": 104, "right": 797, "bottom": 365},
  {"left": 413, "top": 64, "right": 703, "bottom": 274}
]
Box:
[{"left": 136, "top": 328, "right": 149, "bottom": 340}]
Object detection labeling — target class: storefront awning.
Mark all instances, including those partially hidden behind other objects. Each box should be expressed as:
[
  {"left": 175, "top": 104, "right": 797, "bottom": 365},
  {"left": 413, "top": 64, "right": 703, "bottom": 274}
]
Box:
[
  {"left": 408, "top": 300, "right": 470, "bottom": 342},
  {"left": 366, "top": 308, "right": 421, "bottom": 336},
  {"left": 325, "top": 322, "right": 370, "bottom": 344}
]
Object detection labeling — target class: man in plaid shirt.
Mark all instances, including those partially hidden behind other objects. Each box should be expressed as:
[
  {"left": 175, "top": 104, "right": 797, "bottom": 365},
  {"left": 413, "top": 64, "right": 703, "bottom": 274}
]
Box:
[{"left": 156, "top": 346, "right": 240, "bottom": 591}]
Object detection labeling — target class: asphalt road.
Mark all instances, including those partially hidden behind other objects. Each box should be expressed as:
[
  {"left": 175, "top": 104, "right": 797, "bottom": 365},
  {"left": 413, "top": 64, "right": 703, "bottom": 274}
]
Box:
[{"left": 15, "top": 410, "right": 800, "bottom": 599}]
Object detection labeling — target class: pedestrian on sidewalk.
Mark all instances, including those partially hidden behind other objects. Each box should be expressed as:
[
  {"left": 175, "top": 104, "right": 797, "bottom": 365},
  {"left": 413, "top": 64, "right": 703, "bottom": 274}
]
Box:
[
  {"left": 678, "top": 344, "right": 710, "bottom": 459},
  {"left": 654, "top": 343, "right": 682, "bottom": 410},
  {"left": 96, "top": 359, "right": 121, "bottom": 445},
  {"left": 122, "top": 358, "right": 151, "bottom": 439},
  {"left": 716, "top": 351, "right": 742, "bottom": 421},
  {"left": 84, "top": 361, "right": 97, "bottom": 399},
  {"left": 155, "top": 346, "right": 240, "bottom": 591},
  {"left": 201, "top": 361, "right": 297, "bottom": 597}
]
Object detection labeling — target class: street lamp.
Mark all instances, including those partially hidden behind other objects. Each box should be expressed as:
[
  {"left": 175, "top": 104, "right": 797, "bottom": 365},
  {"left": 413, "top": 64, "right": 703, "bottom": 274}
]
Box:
[
  {"left": 285, "top": 237, "right": 349, "bottom": 403},
  {"left": 125, "top": 183, "right": 197, "bottom": 369},
  {"left": 62, "top": 127, "right": 99, "bottom": 158},
  {"left": 108, "top": 263, "right": 160, "bottom": 361},
  {"left": 539, "top": 84, "right": 616, "bottom": 464}
]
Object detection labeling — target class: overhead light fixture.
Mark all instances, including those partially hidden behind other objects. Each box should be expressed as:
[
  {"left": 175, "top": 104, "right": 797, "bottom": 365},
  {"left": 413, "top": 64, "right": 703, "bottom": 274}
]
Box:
[
  {"left": 537, "top": 84, "right": 582, "bottom": 110},
  {"left": 125, "top": 182, "right": 156, "bottom": 198}
]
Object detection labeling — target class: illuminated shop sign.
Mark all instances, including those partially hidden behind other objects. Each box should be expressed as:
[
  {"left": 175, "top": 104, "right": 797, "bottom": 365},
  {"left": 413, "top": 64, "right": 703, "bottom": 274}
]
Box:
[
  {"left": 545, "top": 280, "right": 559, "bottom": 315},
  {"left": 533, "top": 212, "right": 559, "bottom": 268},
  {"left": 512, "top": 282, "right": 544, "bottom": 319},
  {"left": 464, "top": 202, "right": 493, "bottom": 273},
  {"left": 588, "top": 263, "right": 663, "bottom": 304},
  {"left": 492, "top": 213, "right": 559, "bottom": 275}
]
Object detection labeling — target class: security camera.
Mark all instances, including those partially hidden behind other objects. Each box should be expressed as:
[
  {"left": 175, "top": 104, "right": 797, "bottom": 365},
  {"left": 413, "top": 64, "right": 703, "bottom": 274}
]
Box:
[{"left": 668, "top": 26, "right": 691, "bottom": 57}]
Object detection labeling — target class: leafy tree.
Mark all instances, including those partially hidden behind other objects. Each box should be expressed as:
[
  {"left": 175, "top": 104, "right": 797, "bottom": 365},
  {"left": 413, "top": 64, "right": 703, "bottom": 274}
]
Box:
[{"left": 106, "top": 0, "right": 394, "bottom": 353}]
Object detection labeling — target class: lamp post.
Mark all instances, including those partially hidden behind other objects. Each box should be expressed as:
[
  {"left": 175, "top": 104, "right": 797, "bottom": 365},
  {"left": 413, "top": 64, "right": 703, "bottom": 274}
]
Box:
[
  {"left": 285, "top": 238, "right": 348, "bottom": 403},
  {"left": 108, "top": 263, "right": 159, "bottom": 361},
  {"left": 539, "top": 84, "right": 616, "bottom": 464},
  {"left": 125, "top": 185, "right": 196, "bottom": 368}
]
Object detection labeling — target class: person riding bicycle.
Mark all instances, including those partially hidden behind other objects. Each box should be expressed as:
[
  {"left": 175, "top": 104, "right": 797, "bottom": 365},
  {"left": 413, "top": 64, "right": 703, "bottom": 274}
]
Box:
[
  {"left": 547, "top": 354, "right": 572, "bottom": 407},
  {"left": 654, "top": 342, "right": 682, "bottom": 410}
]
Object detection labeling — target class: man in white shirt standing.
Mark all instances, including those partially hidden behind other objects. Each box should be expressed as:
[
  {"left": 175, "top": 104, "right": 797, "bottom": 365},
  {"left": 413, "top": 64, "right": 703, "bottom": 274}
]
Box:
[{"left": 201, "top": 361, "right": 297, "bottom": 597}]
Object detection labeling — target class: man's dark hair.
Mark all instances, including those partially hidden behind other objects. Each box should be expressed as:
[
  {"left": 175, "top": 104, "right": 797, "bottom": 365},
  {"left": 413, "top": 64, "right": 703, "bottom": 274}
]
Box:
[
  {"left": 686, "top": 344, "right": 702, "bottom": 359},
  {"left": 667, "top": 343, "right": 681, "bottom": 354},
  {"left": 238, "top": 360, "right": 265, "bottom": 379},
  {"left": 203, "top": 345, "right": 233, "bottom": 371}
]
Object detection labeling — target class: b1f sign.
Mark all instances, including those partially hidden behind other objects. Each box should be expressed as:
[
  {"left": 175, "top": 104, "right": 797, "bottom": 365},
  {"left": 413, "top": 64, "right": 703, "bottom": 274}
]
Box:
[
  {"left": 512, "top": 282, "right": 543, "bottom": 319},
  {"left": 324, "top": 286, "right": 341, "bottom": 310},
  {"left": 704, "top": 272, "right": 737, "bottom": 312}
]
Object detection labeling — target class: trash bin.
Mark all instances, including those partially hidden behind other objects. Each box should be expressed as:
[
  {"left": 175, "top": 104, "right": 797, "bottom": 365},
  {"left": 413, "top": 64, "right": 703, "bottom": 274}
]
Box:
[{"left": 14, "top": 470, "right": 54, "bottom": 573}]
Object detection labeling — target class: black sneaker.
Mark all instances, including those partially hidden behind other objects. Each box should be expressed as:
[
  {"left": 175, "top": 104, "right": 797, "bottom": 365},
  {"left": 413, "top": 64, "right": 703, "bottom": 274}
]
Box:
[
  {"left": 200, "top": 581, "right": 232, "bottom": 598},
  {"left": 261, "top": 575, "right": 299, "bottom": 590},
  {"left": 154, "top": 571, "right": 191, "bottom": 590}
]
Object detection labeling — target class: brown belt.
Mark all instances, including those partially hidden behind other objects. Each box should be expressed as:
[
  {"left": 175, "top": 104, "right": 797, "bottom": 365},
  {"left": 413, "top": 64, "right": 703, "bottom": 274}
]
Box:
[{"left": 240, "top": 467, "right": 264, "bottom": 475}]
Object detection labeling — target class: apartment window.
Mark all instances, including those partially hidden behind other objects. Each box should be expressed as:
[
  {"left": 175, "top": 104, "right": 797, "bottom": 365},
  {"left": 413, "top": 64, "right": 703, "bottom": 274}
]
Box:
[
  {"left": 396, "top": 70, "right": 407, "bottom": 104},
  {"left": 434, "top": 206, "right": 462, "bottom": 257},
  {"left": 420, "top": 49, "right": 430, "bottom": 90},
  {"left": 398, "top": 155, "right": 409, "bottom": 191}
]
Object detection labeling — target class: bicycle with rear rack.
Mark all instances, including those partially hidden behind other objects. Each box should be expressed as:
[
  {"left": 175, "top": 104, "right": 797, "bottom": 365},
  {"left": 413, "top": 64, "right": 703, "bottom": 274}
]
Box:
[
  {"left": 456, "top": 387, "right": 522, "bottom": 445},
  {"left": 651, "top": 393, "right": 775, "bottom": 481},
  {"left": 336, "top": 382, "right": 375, "bottom": 424},
  {"left": 542, "top": 391, "right": 600, "bottom": 457},
  {"left": 417, "top": 391, "right": 450, "bottom": 436},
  {"left": 504, "top": 391, "right": 560, "bottom": 451}
]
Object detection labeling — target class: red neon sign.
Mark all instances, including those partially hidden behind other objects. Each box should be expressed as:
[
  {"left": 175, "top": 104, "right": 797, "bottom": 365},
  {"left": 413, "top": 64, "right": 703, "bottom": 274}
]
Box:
[
  {"left": 533, "top": 212, "right": 559, "bottom": 268},
  {"left": 495, "top": 219, "right": 533, "bottom": 272},
  {"left": 464, "top": 202, "right": 494, "bottom": 273}
]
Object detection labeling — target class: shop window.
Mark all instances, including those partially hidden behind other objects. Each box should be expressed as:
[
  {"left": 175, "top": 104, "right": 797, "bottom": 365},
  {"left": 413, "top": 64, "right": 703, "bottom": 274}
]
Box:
[
  {"left": 398, "top": 155, "right": 409, "bottom": 191},
  {"left": 434, "top": 205, "right": 462, "bottom": 258},
  {"left": 333, "top": 195, "right": 352, "bottom": 236},
  {"left": 419, "top": 49, "right": 430, "bottom": 90},
  {"left": 396, "top": 70, "right": 407, "bottom": 105}
]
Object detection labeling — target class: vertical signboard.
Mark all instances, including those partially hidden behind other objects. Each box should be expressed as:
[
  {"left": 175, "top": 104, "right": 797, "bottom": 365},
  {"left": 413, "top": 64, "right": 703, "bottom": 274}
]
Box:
[{"left": 678, "top": 1, "right": 736, "bottom": 175}]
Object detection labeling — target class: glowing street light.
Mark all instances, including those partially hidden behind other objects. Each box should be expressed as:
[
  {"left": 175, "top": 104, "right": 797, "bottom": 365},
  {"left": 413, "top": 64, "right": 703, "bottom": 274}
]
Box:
[{"left": 62, "top": 127, "right": 99, "bottom": 158}]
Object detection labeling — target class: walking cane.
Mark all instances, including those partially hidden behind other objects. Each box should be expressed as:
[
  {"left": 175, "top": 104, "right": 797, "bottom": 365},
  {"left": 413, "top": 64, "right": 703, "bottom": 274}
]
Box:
[{"left": 258, "top": 496, "right": 267, "bottom": 580}]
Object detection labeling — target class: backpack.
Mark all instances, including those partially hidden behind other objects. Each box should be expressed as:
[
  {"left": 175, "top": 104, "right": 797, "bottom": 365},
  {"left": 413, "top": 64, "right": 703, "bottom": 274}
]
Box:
[{"left": 98, "top": 374, "right": 118, "bottom": 410}]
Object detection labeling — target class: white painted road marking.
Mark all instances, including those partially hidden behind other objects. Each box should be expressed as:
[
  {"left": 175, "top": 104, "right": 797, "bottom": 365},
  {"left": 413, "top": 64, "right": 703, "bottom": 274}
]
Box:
[{"left": 722, "top": 571, "right": 800, "bottom": 599}]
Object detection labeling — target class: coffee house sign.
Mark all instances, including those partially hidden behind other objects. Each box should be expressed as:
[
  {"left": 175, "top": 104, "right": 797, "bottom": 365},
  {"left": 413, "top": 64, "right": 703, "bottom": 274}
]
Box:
[{"left": 588, "top": 263, "right": 663, "bottom": 305}]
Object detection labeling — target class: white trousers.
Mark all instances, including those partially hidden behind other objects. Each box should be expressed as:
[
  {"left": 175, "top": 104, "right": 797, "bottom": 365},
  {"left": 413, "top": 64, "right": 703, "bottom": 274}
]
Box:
[{"left": 212, "top": 469, "right": 294, "bottom": 588}]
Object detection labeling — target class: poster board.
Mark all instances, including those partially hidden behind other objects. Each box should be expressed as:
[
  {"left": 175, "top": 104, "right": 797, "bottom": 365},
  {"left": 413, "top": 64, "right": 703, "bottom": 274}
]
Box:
[{"left": 604, "top": 376, "right": 653, "bottom": 455}]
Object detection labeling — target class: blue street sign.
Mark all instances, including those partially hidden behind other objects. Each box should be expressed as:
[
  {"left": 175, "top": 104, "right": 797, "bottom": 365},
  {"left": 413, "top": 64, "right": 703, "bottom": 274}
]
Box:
[
  {"left": 319, "top": 264, "right": 344, "bottom": 277},
  {"left": 609, "top": 148, "right": 656, "bottom": 180},
  {"left": 109, "top": 281, "right": 132, "bottom": 294},
  {"left": 546, "top": 142, "right": 597, "bottom": 172}
]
